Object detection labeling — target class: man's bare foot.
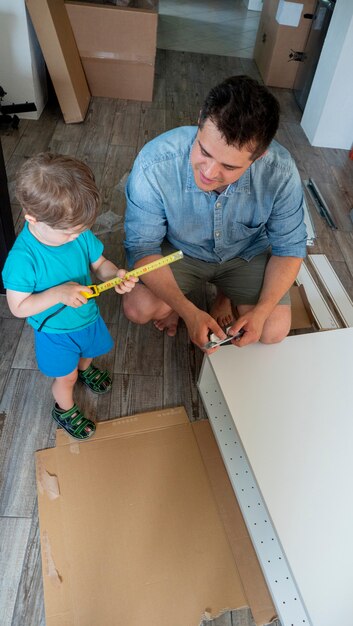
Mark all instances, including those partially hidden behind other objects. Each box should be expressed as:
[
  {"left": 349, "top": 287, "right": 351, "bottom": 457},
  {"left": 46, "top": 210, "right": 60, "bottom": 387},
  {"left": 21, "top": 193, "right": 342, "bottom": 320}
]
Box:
[
  {"left": 153, "top": 311, "right": 180, "bottom": 337},
  {"left": 210, "top": 291, "right": 234, "bottom": 328}
]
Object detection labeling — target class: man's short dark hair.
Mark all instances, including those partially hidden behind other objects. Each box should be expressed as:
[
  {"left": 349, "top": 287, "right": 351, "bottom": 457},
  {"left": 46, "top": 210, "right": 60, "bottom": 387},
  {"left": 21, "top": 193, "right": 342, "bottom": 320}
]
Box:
[{"left": 199, "top": 75, "right": 280, "bottom": 160}]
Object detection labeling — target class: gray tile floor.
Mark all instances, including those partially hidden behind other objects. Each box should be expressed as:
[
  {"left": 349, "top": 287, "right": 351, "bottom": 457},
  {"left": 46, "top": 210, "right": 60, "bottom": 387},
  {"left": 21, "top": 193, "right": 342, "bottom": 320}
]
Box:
[{"left": 157, "top": 0, "right": 260, "bottom": 58}]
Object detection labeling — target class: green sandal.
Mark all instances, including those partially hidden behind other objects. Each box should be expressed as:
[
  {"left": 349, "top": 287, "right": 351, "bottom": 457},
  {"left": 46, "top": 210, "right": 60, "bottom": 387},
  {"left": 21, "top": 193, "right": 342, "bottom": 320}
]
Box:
[
  {"left": 78, "top": 363, "right": 112, "bottom": 394},
  {"left": 52, "top": 403, "right": 96, "bottom": 440}
]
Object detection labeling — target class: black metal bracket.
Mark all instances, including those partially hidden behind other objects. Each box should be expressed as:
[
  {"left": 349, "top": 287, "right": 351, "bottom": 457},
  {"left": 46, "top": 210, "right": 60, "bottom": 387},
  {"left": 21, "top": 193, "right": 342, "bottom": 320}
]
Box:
[{"left": 0, "top": 86, "right": 37, "bottom": 130}]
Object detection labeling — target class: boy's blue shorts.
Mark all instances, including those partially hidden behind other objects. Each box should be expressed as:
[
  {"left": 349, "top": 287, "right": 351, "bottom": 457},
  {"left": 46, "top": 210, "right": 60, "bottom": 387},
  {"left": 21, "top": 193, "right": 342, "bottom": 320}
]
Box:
[{"left": 34, "top": 316, "right": 114, "bottom": 377}]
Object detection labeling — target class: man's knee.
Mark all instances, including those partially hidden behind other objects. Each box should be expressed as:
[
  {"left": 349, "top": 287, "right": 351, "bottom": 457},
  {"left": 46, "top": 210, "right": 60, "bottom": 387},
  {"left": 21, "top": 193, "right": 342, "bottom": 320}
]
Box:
[
  {"left": 122, "top": 290, "right": 172, "bottom": 325},
  {"left": 259, "top": 326, "right": 289, "bottom": 344},
  {"left": 259, "top": 306, "right": 291, "bottom": 344},
  {"left": 122, "top": 294, "right": 150, "bottom": 324}
]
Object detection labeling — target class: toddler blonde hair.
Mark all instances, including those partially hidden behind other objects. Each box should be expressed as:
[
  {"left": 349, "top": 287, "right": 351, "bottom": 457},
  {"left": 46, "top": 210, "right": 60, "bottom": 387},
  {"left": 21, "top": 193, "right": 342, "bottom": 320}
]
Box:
[{"left": 16, "top": 153, "right": 101, "bottom": 229}]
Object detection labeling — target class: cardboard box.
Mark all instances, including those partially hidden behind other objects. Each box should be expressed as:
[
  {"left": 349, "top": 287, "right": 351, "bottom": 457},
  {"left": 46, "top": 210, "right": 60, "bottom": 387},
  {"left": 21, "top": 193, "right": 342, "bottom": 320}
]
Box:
[
  {"left": 65, "top": 1, "right": 158, "bottom": 101},
  {"left": 290, "top": 283, "right": 315, "bottom": 329},
  {"left": 254, "top": 0, "right": 317, "bottom": 88},
  {"left": 25, "top": 0, "right": 91, "bottom": 123},
  {"left": 36, "top": 407, "right": 276, "bottom": 626}
]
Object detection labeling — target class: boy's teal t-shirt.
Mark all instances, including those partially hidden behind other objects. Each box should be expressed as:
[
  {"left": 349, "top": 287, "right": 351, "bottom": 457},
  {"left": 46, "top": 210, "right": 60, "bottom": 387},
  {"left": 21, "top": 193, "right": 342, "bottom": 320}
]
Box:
[{"left": 2, "top": 223, "right": 104, "bottom": 333}]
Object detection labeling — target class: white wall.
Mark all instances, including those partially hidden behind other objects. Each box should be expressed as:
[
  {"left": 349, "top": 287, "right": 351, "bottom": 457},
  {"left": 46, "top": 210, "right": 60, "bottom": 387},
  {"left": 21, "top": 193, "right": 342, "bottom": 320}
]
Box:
[
  {"left": 0, "top": 0, "right": 47, "bottom": 119},
  {"left": 243, "top": 0, "right": 263, "bottom": 10},
  {"left": 301, "top": 0, "right": 353, "bottom": 149}
]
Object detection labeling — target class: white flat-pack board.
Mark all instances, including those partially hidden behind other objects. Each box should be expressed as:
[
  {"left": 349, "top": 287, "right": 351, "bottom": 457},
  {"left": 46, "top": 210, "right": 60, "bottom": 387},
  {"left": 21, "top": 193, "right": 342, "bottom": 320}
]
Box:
[{"left": 199, "top": 328, "right": 353, "bottom": 626}]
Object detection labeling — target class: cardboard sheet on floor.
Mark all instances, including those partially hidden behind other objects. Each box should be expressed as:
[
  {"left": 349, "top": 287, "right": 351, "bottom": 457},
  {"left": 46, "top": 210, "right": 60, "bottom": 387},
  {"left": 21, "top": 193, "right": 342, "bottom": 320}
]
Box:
[{"left": 36, "top": 407, "right": 276, "bottom": 626}]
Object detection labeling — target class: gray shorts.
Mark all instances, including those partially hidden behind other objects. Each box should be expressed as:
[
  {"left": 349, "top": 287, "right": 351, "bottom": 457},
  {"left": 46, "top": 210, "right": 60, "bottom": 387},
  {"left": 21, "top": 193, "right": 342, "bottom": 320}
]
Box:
[{"left": 161, "top": 242, "right": 291, "bottom": 306}]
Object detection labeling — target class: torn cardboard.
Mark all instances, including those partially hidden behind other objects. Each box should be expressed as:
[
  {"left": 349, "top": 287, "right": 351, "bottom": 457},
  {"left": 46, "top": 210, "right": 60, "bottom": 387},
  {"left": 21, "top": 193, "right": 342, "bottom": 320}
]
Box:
[
  {"left": 36, "top": 407, "right": 276, "bottom": 626},
  {"left": 65, "top": 1, "right": 158, "bottom": 101},
  {"left": 25, "top": 0, "right": 91, "bottom": 123}
]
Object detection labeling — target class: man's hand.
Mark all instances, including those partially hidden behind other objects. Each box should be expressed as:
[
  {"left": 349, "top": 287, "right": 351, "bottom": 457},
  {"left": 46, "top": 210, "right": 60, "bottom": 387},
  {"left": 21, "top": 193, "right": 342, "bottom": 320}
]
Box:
[
  {"left": 184, "top": 308, "right": 227, "bottom": 352},
  {"left": 227, "top": 307, "right": 267, "bottom": 347}
]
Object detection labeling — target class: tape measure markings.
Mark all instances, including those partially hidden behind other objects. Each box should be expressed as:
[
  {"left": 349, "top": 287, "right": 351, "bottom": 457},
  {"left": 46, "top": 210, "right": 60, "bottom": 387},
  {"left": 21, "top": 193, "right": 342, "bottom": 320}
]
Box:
[{"left": 82, "top": 250, "right": 184, "bottom": 299}]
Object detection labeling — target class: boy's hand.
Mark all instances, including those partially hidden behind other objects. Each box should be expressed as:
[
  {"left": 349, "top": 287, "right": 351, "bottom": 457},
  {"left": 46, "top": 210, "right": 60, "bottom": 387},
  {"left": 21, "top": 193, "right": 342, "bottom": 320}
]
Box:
[
  {"left": 114, "top": 269, "right": 138, "bottom": 295},
  {"left": 56, "top": 282, "right": 93, "bottom": 307}
]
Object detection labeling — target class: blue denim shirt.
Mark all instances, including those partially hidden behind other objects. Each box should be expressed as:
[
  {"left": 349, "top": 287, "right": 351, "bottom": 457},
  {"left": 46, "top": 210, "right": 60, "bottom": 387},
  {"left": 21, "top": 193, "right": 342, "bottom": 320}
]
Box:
[{"left": 124, "top": 126, "right": 307, "bottom": 267}]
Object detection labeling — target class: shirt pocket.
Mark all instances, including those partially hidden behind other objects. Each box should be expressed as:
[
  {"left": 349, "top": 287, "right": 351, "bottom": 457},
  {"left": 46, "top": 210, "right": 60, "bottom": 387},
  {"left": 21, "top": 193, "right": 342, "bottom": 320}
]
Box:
[{"left": 227, "top": 221, "right": 265, "bottom": 246}]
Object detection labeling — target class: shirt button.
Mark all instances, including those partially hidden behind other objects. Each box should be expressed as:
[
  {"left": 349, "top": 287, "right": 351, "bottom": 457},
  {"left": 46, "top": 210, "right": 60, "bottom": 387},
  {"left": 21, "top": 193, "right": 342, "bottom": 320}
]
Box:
[
  {"left": 216, "top": 202, "right": 221, "bottom": 208},
  {"left": 215, "top": 231, "right": 220, "bottom": 238}
]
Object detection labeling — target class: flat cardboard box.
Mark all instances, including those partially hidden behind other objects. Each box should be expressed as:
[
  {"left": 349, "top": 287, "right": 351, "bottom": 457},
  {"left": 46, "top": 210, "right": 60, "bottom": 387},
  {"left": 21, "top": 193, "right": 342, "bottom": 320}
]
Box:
[
  {"left": 25, "top": 0, "right": 91, "bottom": 123},
  {"left": 254, "top": 0, "right": 317, "bottom": 88},
  {"left": 65, "top": 1, "right": 158, "bottom": 101},
  {"left": 36, "top": 407, "right": 276, "bottom": 626}
]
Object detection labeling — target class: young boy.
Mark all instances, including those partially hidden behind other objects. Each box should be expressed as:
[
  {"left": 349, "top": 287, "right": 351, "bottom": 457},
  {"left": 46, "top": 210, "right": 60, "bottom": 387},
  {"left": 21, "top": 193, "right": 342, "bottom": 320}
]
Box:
[{"left": 2, "top": 153, "right": 137, "bottom": 441}]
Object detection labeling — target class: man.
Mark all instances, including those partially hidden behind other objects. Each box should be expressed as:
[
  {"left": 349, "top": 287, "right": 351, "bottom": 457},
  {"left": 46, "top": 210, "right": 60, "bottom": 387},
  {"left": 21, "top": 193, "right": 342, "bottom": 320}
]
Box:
[{"left": 123, "top": 75, "right": 307, "bottom": 351}]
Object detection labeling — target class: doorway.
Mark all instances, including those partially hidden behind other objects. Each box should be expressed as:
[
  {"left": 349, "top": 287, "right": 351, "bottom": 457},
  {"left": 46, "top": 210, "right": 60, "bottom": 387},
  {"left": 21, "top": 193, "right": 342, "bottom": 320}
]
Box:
[{"left": 157, "top": 0, "right": 261, "bottom": 58}]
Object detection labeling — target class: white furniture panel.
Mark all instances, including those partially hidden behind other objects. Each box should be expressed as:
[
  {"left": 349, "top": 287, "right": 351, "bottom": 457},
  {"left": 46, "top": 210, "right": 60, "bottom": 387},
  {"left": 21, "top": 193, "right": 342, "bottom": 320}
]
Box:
[
  {"left": 301, "top": 0, "right": 353, "bottom": 149},
  {"left": 0, "top": 0, "right": 47, "bottom": 119},
  {"left": 198, "top": 329, "right": 353, "bottom": 626},
  {"left": 296, "top": 263, "right": 339, "bottom": 329},
  {"left": 308, "top": 254, "right": 353, "bottom": 326}
]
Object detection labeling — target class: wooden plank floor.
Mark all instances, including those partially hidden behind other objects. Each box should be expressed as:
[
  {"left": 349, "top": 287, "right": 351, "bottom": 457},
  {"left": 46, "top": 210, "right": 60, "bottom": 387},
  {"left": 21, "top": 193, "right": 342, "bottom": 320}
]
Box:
[{"left": 0, "top": 50, "right": 352, "bottom": 626}]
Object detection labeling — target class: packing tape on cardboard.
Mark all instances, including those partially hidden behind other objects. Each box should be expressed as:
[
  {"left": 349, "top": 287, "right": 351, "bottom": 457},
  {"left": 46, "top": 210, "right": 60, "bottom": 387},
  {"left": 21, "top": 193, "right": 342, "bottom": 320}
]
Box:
[
  {"left": 37, "top": 458, "right": 60, "bottom": 500},
  {"left": 42, "top": 531, "right": 62, "bottom": 587}
]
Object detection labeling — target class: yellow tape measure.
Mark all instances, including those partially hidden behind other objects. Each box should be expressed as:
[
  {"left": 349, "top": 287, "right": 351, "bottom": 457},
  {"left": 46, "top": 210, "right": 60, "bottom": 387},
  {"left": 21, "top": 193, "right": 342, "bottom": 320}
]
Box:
[{"left": 82, "top": 250, "right": 184, "bottom": 299}]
